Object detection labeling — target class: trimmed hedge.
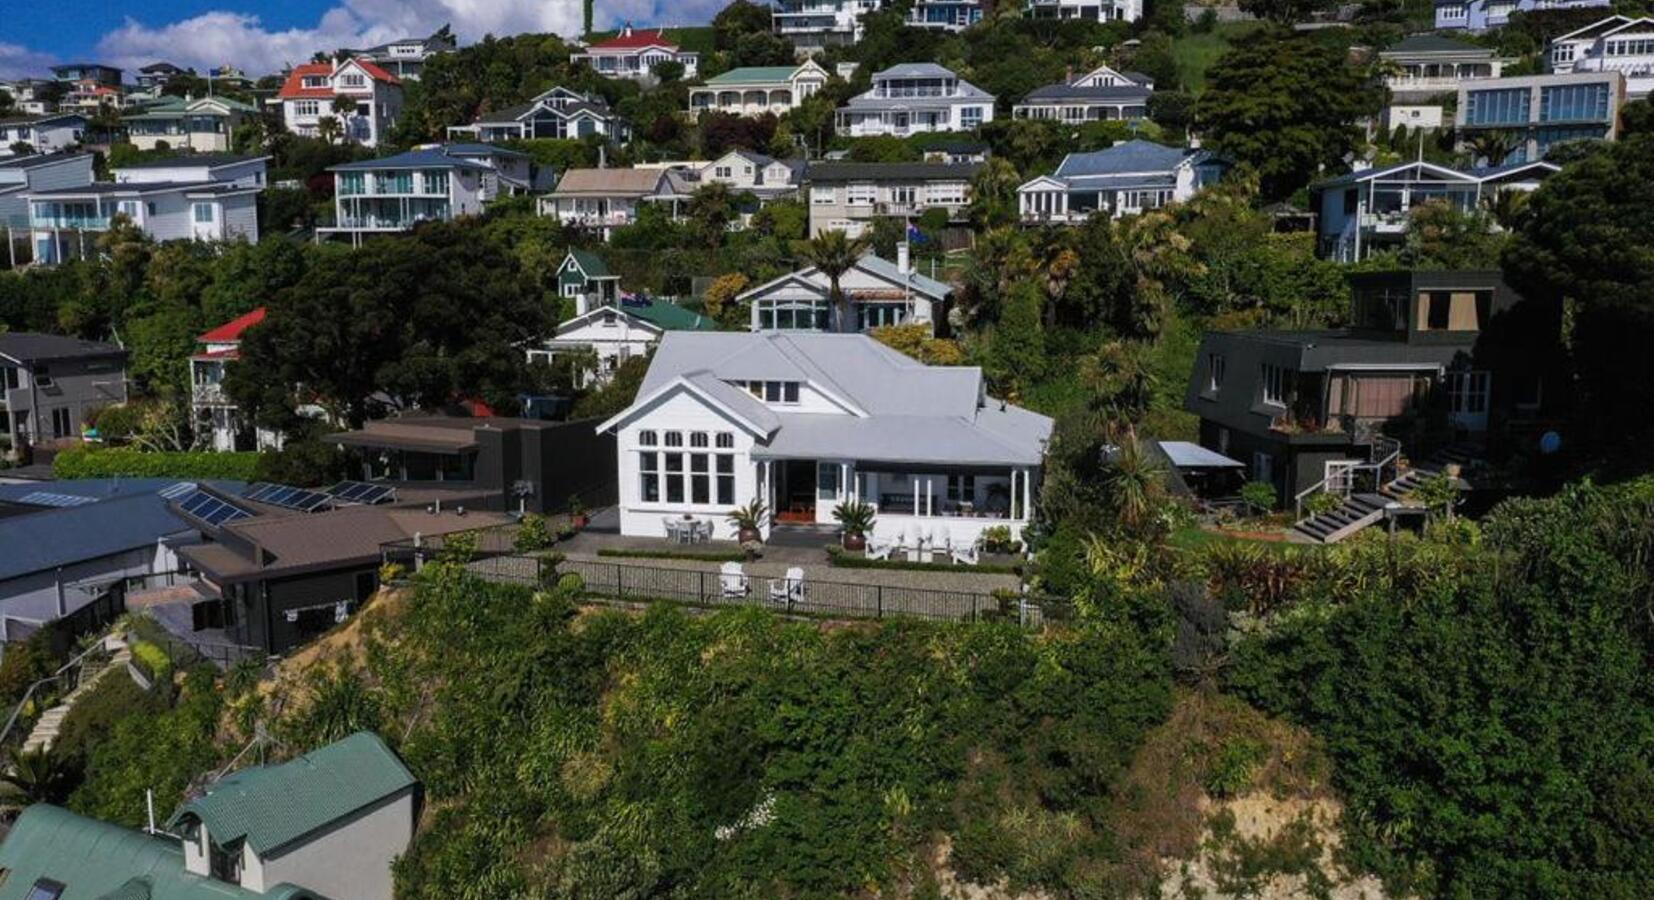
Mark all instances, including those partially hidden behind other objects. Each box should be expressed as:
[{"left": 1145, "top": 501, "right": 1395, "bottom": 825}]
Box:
[
  {"left": 54, "top": 447, "right": 264, "bottom": 481},
  {"left": 824, "top": 544, "right": 1022, "bottom": 575},
  {"left": 129, "top": 640, "right": 173, "bottom": 685},
  {"left": 596, "top": 547, "right": 747, "bottom": 563}
]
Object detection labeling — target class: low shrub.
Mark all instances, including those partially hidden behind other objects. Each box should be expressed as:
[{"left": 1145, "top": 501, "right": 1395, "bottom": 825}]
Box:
[
  {"left": 514, "top": 514, "right": 554, "bottom": 552},
  {"left": 53, "top": 447, "right": 263, "bottom": 481},
  {"left": 1303, "top": 490, "right": 1344, "bottom": 516},
  {"left": 556, "top": 572, "right": 585, "bottom": 593},
  {"left": 1239, "top": 480, "right": 1277, "bottom": 513},
  {"left": 596, "top": 547, "right": 746, "bottom": 563},
  {"left": 129, "top": 640, "right": 173, "bottom": 686},
  {"left": 824, "top": 544, "right": 1022, "bottom": 575},
  {"left": 55, "top": 672, "right": 165, "bottom": 764}
]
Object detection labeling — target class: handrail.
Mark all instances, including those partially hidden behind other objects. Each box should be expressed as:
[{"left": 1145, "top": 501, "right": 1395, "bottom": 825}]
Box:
[
  {"left": 1295, "top": 435, "right": 1405, "bottom": 521},
  {"left": 0, "top": 639, "right": 111, "bottom": 748}
]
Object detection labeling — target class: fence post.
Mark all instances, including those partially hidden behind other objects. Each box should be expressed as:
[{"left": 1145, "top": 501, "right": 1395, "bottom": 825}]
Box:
[
  {"left": 699, "top": 570, "right": 707, "bottom": 605},
  {"left": 616, "top": 563, "right": 625, "bottom": 600},
  {"left": 876, "top": 585, "right": 883, "bottom": 619},
  {"left": 971, "top": 594, "right": 978, "bottom": 623}
]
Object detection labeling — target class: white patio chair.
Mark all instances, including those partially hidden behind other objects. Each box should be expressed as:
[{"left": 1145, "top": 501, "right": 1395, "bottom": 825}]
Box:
[
  {"left": 917, "top": 528, "right": 936, "bottom": 564},
  {"left": 865, "top": 531, "right": 895, "bottom": 561},
  {"left": 949, "top": 535, "right": 980, "bottom": 566},
  {"left": 662, "top": 518, "right": 681, "bottom": 542},
  {"left": 719, "top": 561, "right": 749, "bottom": 598},
  {"left": 768, "top": 566, "right": 806, "bottom": 605}
]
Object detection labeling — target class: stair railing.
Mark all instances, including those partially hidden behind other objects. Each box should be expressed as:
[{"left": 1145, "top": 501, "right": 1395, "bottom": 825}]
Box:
[
  {"left": 0, "top": 639, "right": 111, "bottom": 749},
  {"left": 1294, "top": 436, "right": 1405, "bottom": 522}
]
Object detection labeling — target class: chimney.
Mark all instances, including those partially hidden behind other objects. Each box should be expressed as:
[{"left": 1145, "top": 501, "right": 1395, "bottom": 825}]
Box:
[
  {"left": 621, "top": 22, "right": 633, "bottom": 37},
  {"left": 896, "top": 241, "right": 910, "bottom": 275}
]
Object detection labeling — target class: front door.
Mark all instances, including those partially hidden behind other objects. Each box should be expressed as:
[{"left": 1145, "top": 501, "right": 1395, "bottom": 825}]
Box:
[
  {"left": 773, "top": 460, "right": 818, "bottom": 523},
  {"left": 1445, "top": 371, "right": 1490, "bottom": 432}
]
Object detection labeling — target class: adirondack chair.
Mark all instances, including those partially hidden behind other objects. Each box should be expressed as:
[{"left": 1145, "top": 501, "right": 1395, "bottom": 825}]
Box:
[
  {"left": 948, "top": 535, "right": 980, "bottom": 566},
  {"left": 866, "top": 530, "right": 897, "bottom": 561},
  {"left": 768, "top": 566, "right": 806, "bottom": 606},
  {"left": 719, "top": 561, "right": 749, "bottom": 598}
]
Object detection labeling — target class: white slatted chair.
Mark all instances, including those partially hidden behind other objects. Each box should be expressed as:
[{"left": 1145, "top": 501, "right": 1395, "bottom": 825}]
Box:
[
  {"left": 948, "top": 535, "right": 980, "bottom": 566},
  {"left": 917, "top": 528, "right": 936, "bottom": 563},
  {"left": 865, "top": 530, "right": 896, "bottom": 561},
  {"left": 768, "top": 566, "right": 806, "bottom": 605},
  {"left": 719, "top": 561, "right": 749, "bottom": 598}
]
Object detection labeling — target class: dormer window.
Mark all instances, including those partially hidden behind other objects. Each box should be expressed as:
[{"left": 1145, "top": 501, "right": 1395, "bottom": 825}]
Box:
[
  {"left": 24, "top": 880, "right": 65, "bottom": 900},
  {"left": 744, "top": 380, "right": 800, "bottom": 404},
  {"left": 1261, "top": 363, "right": 1285, "bottom": 407},
  {"left": 301, "top": 75, "right": 328, "bottom": 89}
]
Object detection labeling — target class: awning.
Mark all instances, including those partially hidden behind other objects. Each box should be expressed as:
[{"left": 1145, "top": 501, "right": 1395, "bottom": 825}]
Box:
[{"left": 1158, "top": 441, "right": 1245, "bottom": 469}]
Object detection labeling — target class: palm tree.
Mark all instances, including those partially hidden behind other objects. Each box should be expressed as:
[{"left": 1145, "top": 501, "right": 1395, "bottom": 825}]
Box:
[
  {"left": 967, "top": 157, "right": 1022, "bottom": 229},
  {"left": 799, "top": 230, "right": 867, "bottom": 331},
  {"left": 1102, "top": 435, "right": 1165, "bottom": 533},
  {"left": 315, "top": 115, "right": 342, "bottom": 145},
  {"left": 0, "top": 748, "right": 77, "bottom": 815},
  {"left": 1464, "top": 129, "right": 1517, "bottom": 168}
]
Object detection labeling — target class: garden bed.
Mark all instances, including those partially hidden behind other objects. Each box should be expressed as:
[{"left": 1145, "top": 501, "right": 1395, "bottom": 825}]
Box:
[
  {"left": 824, "top": 544, "right": 1023, "bottom": 575},
  {"left": 596, "top": 547, "right": 748, "bottom": 563}
]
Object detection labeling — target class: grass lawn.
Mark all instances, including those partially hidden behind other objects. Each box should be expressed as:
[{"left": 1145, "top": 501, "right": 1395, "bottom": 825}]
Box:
[
  {"left": 1168, "top": 522, "right": 1302, "bottom": 553},
  {"left": 1173, "top": 22, "right": 1262, "bottom": 93}
]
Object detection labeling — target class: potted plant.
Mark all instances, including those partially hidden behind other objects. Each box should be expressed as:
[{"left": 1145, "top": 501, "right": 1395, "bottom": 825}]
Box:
[
  {"left": 567, "top": 493, "right": 589, "bottom": 529},
  {"left": 727, "top": 499, "right": 767, "bottom": 544},
  {"left": 831, "top": 499, "right": 876, "bottom": 552}
]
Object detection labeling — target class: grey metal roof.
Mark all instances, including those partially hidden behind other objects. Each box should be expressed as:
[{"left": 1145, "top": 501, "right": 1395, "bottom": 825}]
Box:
[
  {"left": 24, "top": 180, "right": 232, "bottom": 197},
  {"left": 806, "top": 162, "right": 980, "bottom": 182},
  {"left": 0, "top": 151, "right": 88, "bottom": 170},
  {"left": 1381, "top": 34, "right": 1492, "bottom": 56},
  {"left": 441, "top": 142, "right": 531, "bottom": 159},
  {"left": 0, "top": 332, "right": 125, "bottom": 363},
  {"left": 0, "top": 479, "right": 245, "bottom": 583},
  {"left": 1020, "top": 83, "right": 1153, "bottom": 103},
  {"left": 854, "top": 253, "right": 952, "bottom": 300},
  {"left": 874, "top": 63, "right": 963, "bottom": 80},
  {"left": 623, "top": 332, "right": 1050, "bottom": 466},
  {"left": 328, "top": 147, "right": 494, "bottom": 173},
  {"left": 1159, "top": 441, "right": 1245, "bottom": 468},
  {"left": 1053, "top": 140, "right": 1203, "bottom": 179},
  {"left": 842, "top": 71, "right": 994, "bottom": 112}
]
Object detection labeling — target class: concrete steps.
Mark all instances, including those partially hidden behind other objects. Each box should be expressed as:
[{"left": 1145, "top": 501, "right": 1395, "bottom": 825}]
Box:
[
  {"left": 20, "top": 642, "right": 130, "bottom": 757},
  {"left": 1291, "top": 493, "right": 1389, "bottom": 544}
]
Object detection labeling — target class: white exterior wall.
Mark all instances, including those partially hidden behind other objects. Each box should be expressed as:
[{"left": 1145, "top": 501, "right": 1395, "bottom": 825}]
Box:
[
  {"left": 0, "top": 537, "right": 188, "bottom": 641},
  {"left": 615, "top": 390, "right": 763, "bottom": 540},
  {"left": 240, "top": 791, "right": 415, "bottom": 900},
  {"left": 840, "top": 101, "right": 995, "bottom": 137},
  {"left": 218, "top": 194, "right": 259, "bottom": 241}
]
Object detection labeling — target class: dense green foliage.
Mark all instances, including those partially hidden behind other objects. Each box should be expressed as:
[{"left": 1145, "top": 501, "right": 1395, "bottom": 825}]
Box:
[
  {"left": 318, "top": 565, "right": 1173, "bottom": 897},
  {"left": 53, "top": 447, "right": 264, "bottom": 481},
  {"left": 1227, "top": 480, "right": 1654, "bottom": 896}
]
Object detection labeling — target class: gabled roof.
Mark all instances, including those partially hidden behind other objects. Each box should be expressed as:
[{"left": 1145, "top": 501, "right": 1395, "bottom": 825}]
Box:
[
  {"left": 1310, "top": 159, "right": 1557, "bottom": 190},
  {"left": 550, "top": 167, "right": 668, "bottom": 197},
  {"left": 168, "top": 732, "right": 416, "bottom": 857},
  {"left": 341, "top": 58, "right": 402, "bottom": 86},
  {"left": 0, "top": 805, "right": 327, "bottom": 900},
  {"left": 1053, "top": 140, "right": 1209, "bottom": 179},
  {"left": 736, "top": 253, "right": 953, "bottom": 306},
  {"left": 115, "top": 152, "right": 262, "bottom": 170},
  {"left": 1019, "top": 82, "right": 1153, "bottom": 103},
  {"left": 198, "top": 307, "right": 266, "bottom": 343},
  {"left": 873, "top": 62, "right": 960, "bottom": 80},
  {"left": 275, "top": 62, "right": 334, "bottom": 100},
  {"left": 1552, "top": 14, "right": 1646, "bottom": 42},
  {"left": 327, "top": 146, "right": 493, "bottom": 173},
  {"left": 703, "top": 65, "right": 812, "bottom": 86},
  {"left": 629, "top": 299, "right": 717, "bottom": 331},
  {"left": 562, "top": 248, "right": 615, "bottom": 280},
  {"left": 588, "top": 27, "right": 680, "bottom": 51}
]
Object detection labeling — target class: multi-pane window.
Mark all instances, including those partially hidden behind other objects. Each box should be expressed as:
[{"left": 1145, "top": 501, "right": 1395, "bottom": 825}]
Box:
[
  {"left": 1261, "top": 363, "right": 1285, "bottom": 406},
  {"left": 421, "top": 169, "right": 450, "bottom": 195},
  {"left": 811, "top": 186, "right": 836, "bottom": 205},
  {"left": 192, "top": 203, "right": 215, "bottom": 223},
  {"left": 639, "top": 430, "right": 737, "bottom": 506},
  {"left": 756, "top": 299, "right": 829, "bottom": 330},
  {"left": 338, "top": 172, "right": 365, "bottom": 195},
  {"left": 960, "top": 106, "right": 984, "bottom": 129},
  {"left": 338, "top": 73, "right": 366, "bottom": 88},
  {"left": 747, "top": 380, "right": 800, "bottom": 404},
  {"left": 846, "top": 183, "right": 876, "bottom": 205},
  {"left": 294, "top": 100, "right": 320, "bottom": 117},
  {"left": 857, "top": 303, "right": 907, "bottom": 331},
  {"left": 1539, "top": 83, "right": 1609, "bottom": 123},
  {"left": 946, "top": 474, "right": 976, "bottom": 503},
  {"left": 1208, "top": 354, "right": 1225, "bottom": 391},
  {"left": 1464, "top": 88, "right": 1530, "bottom": 126}
]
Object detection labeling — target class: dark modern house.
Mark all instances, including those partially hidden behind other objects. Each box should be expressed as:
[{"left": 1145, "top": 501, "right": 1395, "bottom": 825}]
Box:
[
  {"left": 322, "top": 413, "right": 617, "bottom": 514},
  {"left": 1183, "top": 270, "right": 1561, "bottom": 518},
  {"left": 0, "top": 332, "right": 128, "bottom": 461}
]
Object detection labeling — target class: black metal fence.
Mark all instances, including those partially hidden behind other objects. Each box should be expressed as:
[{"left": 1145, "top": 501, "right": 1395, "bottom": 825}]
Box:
[{"left": 385, "top": 541, "right": 1071, "bottom": 627}]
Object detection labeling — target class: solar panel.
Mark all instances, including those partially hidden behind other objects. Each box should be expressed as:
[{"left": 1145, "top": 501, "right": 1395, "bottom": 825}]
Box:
[
  {"left": 245, "top": 482, "right": 333, "bottom": 513},
  {"left": 324, "top": 480, "right": 397, "bottom": 505},
  {"left": 158, "top": 481, "right": 198, "bottom": 500},
  {"left": 175, "top": 489, "right": 253, "bottom": 527},
  {"left": 16, "top": 491, "right": 99, "bottom": 508}
]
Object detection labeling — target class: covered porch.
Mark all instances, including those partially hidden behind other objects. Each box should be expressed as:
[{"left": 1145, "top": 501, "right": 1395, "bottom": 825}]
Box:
[{"left": 758, "top": 457, "right": 1037, "bottom": 546}]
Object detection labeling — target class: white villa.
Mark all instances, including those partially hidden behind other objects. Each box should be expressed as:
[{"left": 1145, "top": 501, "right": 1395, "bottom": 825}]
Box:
[
  {"left": 276, "top": 58, "right": 404, "bottom": 148},
  {"left": 191, "top": 307, "right": 284, "bottom": 451},
  {"left": 573, "top": 25, "right": 700, "bottom": 81},
  {"left": 447, "top": 87, "right": 628, "bottom": 142},
  {"left": 836, "top": 63, "right": 995, "bottom": 136},
  {"left": 24, "top": 154, "right": 266, "bottom": 264},
  {"left": 1017, "top": 139, "right": 1228, "bottom": 224},
  {"left": 1549, "top": 15, "right": 1654, "bottom": 99},
  {"left": 689, "top": 62, "right": 830, "bottom": 119},
  {"left": 696, "top": 149, "right": 805, "bottom": 204},
  {"left": 531, "top": 252, "right": 716, "bottom": 387},
  {"left": 736, "top": 248, "right": 952, "bottom": 334},
  {"left": 539, "top": 167, "right": 696, "bottom": 238},
  {"left": 319, "top": 144, "right": 529, "bottom": 241},
  {"left": 123, "top": 95, "right": 259, "bottom": 152},
  {"left": 597, "top": 332, "right": 1052, "bottom": 548},
  {"left": 1025, "top": 0, "right": 1143, "bottom": 22},
  {"left": 0, "top": 113, "right": 87, "bottom": 156},
  {"left": 1013, "top": 65, "right": 1154, "bottom": 123},
  {"left": 1378, "top": 34, "right": 1507, "bottom": 131}
]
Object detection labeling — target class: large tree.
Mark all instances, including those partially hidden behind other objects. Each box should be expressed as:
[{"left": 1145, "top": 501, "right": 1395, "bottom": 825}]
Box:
[
  {"left": 1502, "top": 134, "right": 1654, "bottom": 444},
  {"left": 1194, "top": 34, "right": 1385, "bottom": 200}
]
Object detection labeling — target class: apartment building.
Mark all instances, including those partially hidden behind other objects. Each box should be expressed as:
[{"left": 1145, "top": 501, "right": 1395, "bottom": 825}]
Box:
[{"left": 1454, "top": 70, "right": 1624, "bottom": 163}]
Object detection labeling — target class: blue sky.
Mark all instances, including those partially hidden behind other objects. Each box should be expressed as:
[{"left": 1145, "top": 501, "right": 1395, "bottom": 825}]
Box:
[{"left": 0, "top": 1, "right": 725, "bottom": 80}]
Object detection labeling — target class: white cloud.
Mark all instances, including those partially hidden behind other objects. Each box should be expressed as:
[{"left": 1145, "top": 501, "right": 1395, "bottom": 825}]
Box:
[
  {"left": 11, "top": 0, "right": 735, "bottom": 84},
  {"left": 0, "top": 41, "right": 57, "bottom": 81}
]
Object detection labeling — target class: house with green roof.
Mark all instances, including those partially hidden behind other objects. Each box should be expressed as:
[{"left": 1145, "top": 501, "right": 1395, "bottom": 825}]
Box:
[
  {"left": 557, "top": 248, "right": 621, "bottom": 311},
  {"left": 123, "top": 96, "right": 259, "bottom": 153},
  {"left": 688, "top": 60, "right": 829, "bottom": 119},
  {"left": 0, "top": 732, "right": 418, "bottom": 900},
  {"left": 532, "top": 296, "right": 716, "bottom": 388}
]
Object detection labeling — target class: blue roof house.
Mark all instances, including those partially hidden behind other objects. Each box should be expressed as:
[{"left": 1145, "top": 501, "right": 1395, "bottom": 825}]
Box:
[
  {"left": 1016, "top": 139, "right": 1228, "bottom": 224},
  {"left": 319, "top": 143, "right": 533, "bottom": 243}
]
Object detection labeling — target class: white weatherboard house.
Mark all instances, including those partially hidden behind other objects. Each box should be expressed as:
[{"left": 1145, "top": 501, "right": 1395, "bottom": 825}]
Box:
[
  {"left": 1549, "top": 15, "right": 1654, "bottom": 99},
  {"left": 319, "top": 143, "right": 530, "bottom": 241},
  {"left": 836, "top": 63, "right": 996, "bottom": 136},
  {"left": 736, "top": 249, "right": 951, "bottom": 334},
  {"left": 1013, "top": 65, "right": 1154, "bottom": 123},
  {"left": 276, "top": 58, "right": 404, "bottom": 147},
  {"left": 447, "top": 86, "right": 628, "bottom": 142},
  {"left": 1017, "top": 139, "right": 1227, "bottom": 224},
  {"left": 689, "top": 62, "right": 831, "bottom": 118},
  {"left": 598, "top": 332, "right": 1052, "bottom": 547},
  {"left": 24, "top": 153, "right": 266, "bottom": 264}
]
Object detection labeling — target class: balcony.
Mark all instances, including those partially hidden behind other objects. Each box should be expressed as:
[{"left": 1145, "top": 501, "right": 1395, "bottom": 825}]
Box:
[
  {"left": 557, "top": 212, "right": 637, "bottom": 228},
  {"left": 192, "top": 382, "right": 231, "bottom": 407},
  {"left": 30, "top": 215, "right": 111, "bottom": 230}
]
